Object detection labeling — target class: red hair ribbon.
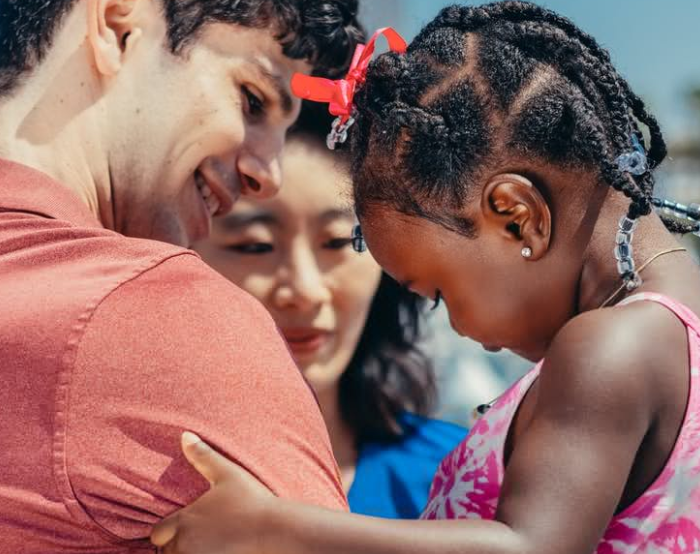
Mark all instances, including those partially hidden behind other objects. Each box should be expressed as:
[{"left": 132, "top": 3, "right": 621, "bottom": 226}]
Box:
[{"left": 291, "top": 27, "right": 408, "bottom": 148}]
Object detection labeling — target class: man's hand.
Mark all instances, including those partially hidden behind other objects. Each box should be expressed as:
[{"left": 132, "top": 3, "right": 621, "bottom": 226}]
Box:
[{"left": 151, "top": 432, "right": 276, "bottom": 554}]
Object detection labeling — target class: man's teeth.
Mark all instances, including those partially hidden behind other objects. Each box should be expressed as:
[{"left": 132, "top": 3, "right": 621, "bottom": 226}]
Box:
[
  {"left": 196, "top": 176, "right": 220, "bottom": 216},
  {"left": 205, "top": 193, "right": 220, "bottom": 216}
]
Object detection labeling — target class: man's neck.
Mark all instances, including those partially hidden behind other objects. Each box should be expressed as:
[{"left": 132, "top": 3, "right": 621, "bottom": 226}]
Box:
[{"left": 0, "top": 2, "right": 113, "bottom": 229}]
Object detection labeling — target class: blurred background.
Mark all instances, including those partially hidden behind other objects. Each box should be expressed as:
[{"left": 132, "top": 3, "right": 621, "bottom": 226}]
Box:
[{"left": 359, "top": 0, "right": 700, "bottom": 426}]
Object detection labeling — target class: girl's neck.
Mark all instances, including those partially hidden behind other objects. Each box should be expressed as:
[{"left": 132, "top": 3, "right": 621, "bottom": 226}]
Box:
[
  {"left": 577, "top": 194, "right": 687, "bottom": 313},
  {"left": 316, "top": 385, "right": 358, "bottom": 494}
]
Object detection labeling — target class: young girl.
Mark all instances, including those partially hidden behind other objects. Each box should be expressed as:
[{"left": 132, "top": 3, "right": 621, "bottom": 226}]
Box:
[{"left": 152, "top": 2, "right": 700, "bottom": 553}]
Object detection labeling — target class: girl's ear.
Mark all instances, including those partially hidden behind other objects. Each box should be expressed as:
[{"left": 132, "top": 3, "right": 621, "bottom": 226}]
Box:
[
  {"left": 481, "top": 173, "right": 552, "bottom": 260},
  {"left": 87, "top": 0, "right": 144, "bottom": 77}
]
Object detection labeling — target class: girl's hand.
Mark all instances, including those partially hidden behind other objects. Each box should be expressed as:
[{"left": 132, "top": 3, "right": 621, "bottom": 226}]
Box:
[{"left": 151, "top": 432, "right": 276, "bottom": 554}]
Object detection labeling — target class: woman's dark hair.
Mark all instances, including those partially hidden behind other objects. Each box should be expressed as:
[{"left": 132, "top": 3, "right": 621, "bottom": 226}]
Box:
[
  {"left": 290, "top": 103, "right": 438, "bottom": 444},
  {"left": 0, "top": 0, "right": 363, "bottom": 95},
  {"left": 340, "top": 274, "right": 436, "bottom": 443},
  {"left": 350, "top": 1, "right": 695, "bottom": 237}
]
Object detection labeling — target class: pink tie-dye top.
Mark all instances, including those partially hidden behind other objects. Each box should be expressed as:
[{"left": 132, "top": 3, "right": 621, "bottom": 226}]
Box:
[{"left": 422, "top": 293, "right": 700, "bottom": 553}]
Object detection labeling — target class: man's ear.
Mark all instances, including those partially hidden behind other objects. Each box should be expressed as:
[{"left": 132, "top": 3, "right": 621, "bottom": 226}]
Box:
[
  {"left": 87, "top": 0, "right": 143, "bottom": 77},
  {"left": 481, "top": 173, "right": 552, "bottom": 260}
]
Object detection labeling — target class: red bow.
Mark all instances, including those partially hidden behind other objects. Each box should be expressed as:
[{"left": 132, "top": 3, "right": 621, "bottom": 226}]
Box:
[{"left": 291, "top": 27, "right": 408, "bottom": 124}]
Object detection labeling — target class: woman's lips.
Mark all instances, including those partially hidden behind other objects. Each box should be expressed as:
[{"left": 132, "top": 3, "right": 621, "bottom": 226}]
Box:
[{"left": 282, "top": 329, "right": 331, "bottom": 356}]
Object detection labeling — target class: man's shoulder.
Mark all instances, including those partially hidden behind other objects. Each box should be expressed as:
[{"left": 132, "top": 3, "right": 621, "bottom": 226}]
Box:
[{"left": 98, "top": 241, "right": 272, "bottom": 332}]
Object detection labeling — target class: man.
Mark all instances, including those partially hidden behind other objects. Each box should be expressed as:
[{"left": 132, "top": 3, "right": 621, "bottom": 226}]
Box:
[{"left": 0, "top": 0, "right": 362, "bottom": 551}]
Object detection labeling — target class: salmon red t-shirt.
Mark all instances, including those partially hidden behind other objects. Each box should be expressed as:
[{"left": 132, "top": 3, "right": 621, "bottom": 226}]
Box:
[{"left": 0, "top": 159, "right": 347, "bottom": 553}]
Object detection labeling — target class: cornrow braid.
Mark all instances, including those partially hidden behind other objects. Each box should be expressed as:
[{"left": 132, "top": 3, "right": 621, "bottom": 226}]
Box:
[
  {"left": 432, "top": 0, "right": 669, "bottom": 170},
  {"left": 351, "top": 1, "right": 670, "bottom": 240},
  {"left": 430, "top": 4, "right": 658, "bottom": 219},
  {"left": 484, "top": 19, "right": 663, "bottom": 213}
]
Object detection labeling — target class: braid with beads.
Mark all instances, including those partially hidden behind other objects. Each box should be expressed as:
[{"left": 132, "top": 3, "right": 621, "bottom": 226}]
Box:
[{"left": 350, "top": 1, "right": 695, "bottom": 237}]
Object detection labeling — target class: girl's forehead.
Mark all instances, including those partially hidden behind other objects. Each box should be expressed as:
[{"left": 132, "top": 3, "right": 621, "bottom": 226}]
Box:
[
  {"left": 359, "top": 210, "right": 432, "bottom": 262},
  {"left": 360, "top": 207, "right": 426, "bottom": 234}
]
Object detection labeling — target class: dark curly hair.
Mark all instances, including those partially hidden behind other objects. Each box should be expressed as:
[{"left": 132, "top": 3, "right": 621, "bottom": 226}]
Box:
[
  {"left": 349, "top": 1, "right": 694, "bottom": 240},
  {"left": 289, "top": 103, "right": 437, "bottom": 444},
  {"left": 0, "top": 0, "right": 363, "bottom": 95}
]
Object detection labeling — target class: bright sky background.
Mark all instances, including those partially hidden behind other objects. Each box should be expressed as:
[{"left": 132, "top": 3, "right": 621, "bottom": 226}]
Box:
[{"left": 361, "top": 0, "right": 700, "bottom": 142}]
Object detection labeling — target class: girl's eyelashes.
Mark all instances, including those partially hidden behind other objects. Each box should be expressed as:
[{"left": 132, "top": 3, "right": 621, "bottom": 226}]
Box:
[
  {"left": 242, "top": 85, "right": 265, "bottom": 117},
  {"left": 431, "top": 290, "right": 442, "bottom": 311}
]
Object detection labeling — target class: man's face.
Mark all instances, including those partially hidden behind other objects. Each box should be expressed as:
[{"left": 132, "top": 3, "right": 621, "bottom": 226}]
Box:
[{"left": 106, "top": 18, "right": 309, "bottom": 246}]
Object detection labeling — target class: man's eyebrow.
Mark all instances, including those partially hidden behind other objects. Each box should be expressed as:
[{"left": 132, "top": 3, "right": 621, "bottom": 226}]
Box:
[
  {"left": 254, "top": 62, "right": 294, "bottom": 115},
  {"left": 219, "top": 211, "right": 280, "bottom": 230}
]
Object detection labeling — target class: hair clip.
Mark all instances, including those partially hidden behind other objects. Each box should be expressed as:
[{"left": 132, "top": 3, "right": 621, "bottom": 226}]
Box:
[
  {"left": 651, "top": 197, "right": 700, "bottom": 238},
  {"left": 327, "top": 113, "right": 356, "bottom": 151},
  {"left": 651, "top": 197, "right": 700, "bottom": 221},
  {"left": 615, "top": 215, "right": 642, "bottom": 290},
  {"left": 351, "top": 224, "right": 367, "bottom": 253},
  {"left": 616, "top": 134, "right": 648, "bottom": 176},
  {"left": 291, "top": 27, "right": 408, "bottom": 149}
]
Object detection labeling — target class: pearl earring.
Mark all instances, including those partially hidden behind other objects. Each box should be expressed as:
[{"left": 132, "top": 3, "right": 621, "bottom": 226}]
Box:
[{"left": 521, "top": 247, "right": 532, "bottom": 259}]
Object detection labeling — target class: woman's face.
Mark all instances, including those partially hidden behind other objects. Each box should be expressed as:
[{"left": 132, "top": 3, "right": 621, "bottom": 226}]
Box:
[{"left": 195, "top": 139, "right": 382, "bottom": 395}]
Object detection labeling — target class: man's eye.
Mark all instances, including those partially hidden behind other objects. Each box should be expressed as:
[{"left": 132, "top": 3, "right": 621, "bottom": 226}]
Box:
[
  {"left": 242, "top": 86, "right": 265, "bottom": 117},
  {"left": 227, "top": 242, "right": 273, "bottom": 255},
  {"left": 323, "top": 238, "right": 353, "bottom": 250}
]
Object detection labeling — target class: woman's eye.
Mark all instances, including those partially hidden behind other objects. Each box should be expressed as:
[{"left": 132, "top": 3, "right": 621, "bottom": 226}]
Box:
[
  {"left": 242, "top": 86, "right": 265, "bottom": 117},
  {"left": 323, "top": 237, "right": 354, "bottom": 250},
  {"left": 431, "top": 290, "right": 442, "bottom": 311},
  {"left": 227, "top": 242, "right": 273, "bottom": 255}
]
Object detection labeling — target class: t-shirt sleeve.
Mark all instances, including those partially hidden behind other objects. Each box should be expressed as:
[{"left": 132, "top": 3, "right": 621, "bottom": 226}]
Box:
[{"left": 65, "top": 253, "right": 347, "bottom": 542}]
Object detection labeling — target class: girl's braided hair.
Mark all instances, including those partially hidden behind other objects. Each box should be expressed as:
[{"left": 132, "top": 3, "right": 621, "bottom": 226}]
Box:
[{"left": 350, "top": 1, "right": 693, "bottom": 236}]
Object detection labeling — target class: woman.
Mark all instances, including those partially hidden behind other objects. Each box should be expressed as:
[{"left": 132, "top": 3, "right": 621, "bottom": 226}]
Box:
[{"left": 194, "top": 105, "right": 466, "bottom": 518}]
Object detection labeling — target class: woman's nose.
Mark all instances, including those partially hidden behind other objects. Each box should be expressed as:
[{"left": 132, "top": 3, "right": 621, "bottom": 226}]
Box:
[{"left": 274, "top": 257, "right": 332, "bottom": 312}]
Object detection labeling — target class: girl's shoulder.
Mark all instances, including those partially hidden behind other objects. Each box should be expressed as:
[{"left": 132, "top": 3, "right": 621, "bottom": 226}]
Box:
[
  {"left": 551, "top": 297, "right": 690, "bottom": 377},
  {"left": 540, "top": 296, "right": 692, "bottom": 422}
]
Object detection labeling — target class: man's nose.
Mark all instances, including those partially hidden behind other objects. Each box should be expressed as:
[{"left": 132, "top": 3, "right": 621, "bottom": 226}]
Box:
[{"left": 237, "top": 138, "right": 284, "bottom": 200}]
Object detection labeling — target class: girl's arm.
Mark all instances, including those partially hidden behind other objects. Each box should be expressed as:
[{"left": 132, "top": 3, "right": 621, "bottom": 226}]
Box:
[
  {"left": 152, "top": 309, "right": 671, "bottom": 554},
  {"left": 152, "top": 434, "right": 522, "bottom": 554}
]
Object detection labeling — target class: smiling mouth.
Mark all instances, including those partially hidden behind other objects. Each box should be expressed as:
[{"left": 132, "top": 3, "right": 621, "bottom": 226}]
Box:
[
  {"left": 195, "top": 167, "right": 238, "bottom": 218},
  {"left": 195, "top": 170, "right": 222, "bottom": 217}
]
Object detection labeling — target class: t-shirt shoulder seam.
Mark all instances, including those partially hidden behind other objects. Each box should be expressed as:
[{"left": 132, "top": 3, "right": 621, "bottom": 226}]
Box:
[{"left": 52, "top": 249, "right": 198, "bottom": 544}]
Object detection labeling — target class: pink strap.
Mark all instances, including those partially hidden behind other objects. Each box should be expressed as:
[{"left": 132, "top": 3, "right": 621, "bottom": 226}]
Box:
[{"left": 617, "top": 292, "right": 700, "bottom": 336}]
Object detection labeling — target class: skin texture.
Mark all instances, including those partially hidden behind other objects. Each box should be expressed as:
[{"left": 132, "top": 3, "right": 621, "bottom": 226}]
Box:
[
  {"left": 151, "top": 159, "right": 700, "bottom": 554},
  {"left": 0, "top": 0, "right": 308, "bottom": 247},
  {"left": 195, "top": 138, "right": 382, "bottom": 489}
]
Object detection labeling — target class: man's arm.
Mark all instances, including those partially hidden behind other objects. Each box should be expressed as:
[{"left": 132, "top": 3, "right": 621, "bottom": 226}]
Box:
[{"left": 64, "top": 254, "right": 346, "bottom": 541}]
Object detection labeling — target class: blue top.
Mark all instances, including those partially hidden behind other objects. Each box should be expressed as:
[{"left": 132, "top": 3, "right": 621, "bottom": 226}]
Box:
[{"left": 347, "top": 412, "right": 467, "bottom": 519}]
